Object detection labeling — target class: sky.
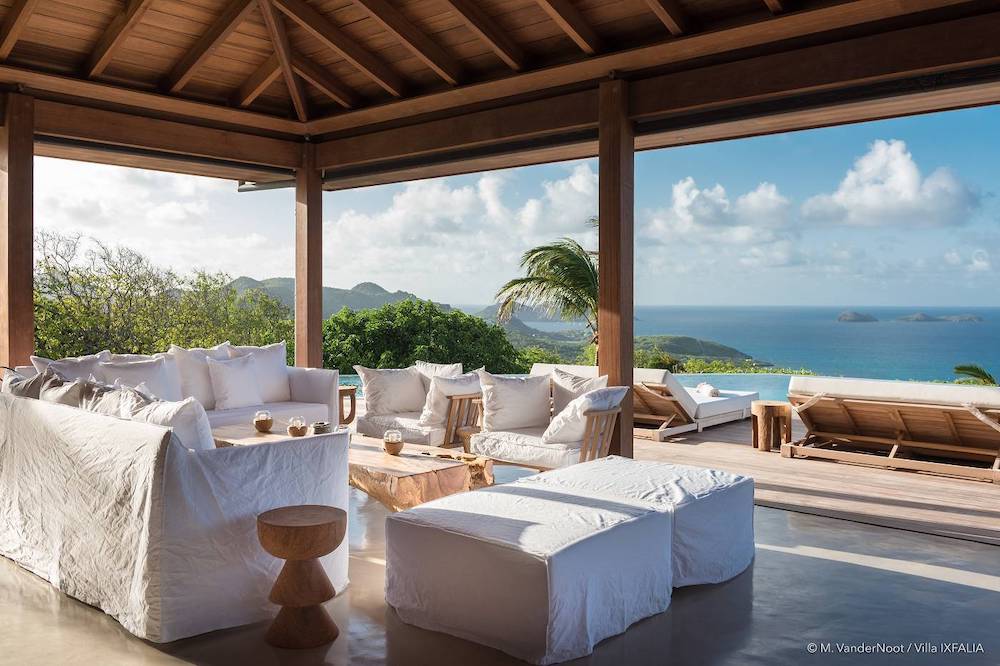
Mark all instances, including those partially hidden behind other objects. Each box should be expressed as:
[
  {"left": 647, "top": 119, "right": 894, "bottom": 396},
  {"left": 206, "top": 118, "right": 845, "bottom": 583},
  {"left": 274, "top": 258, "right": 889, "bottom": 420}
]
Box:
[{"left": 34, "top": 105, "right": 1000, "bottom": 308}]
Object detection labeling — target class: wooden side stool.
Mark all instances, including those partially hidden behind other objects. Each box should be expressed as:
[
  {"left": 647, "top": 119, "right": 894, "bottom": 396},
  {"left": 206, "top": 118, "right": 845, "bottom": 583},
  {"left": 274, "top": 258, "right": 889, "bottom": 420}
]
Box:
[
  {"left": 751, "top": 400, "right": 792, "bottom": 452},
  {"left": 257, "top": 505, "right": 347, "bottom": 649},
  {"left": 339, "top": 386, "right": 357, "bottom": 425}
]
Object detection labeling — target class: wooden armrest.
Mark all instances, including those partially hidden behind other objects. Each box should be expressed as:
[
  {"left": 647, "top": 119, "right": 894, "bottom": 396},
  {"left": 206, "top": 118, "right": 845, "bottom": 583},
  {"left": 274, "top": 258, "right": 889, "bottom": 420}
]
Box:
[
  {"left": 443, "top": 392, "right": 483, "bottom": 448},
  {"left": 338, "top": 385, "right": 357, "bottom": 425}
]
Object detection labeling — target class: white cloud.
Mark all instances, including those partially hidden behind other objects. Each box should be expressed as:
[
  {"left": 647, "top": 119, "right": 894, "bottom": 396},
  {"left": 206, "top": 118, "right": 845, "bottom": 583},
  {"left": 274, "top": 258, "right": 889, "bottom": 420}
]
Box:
[{"left": 802, "top": 139, "right": 978, "bottom": 226}]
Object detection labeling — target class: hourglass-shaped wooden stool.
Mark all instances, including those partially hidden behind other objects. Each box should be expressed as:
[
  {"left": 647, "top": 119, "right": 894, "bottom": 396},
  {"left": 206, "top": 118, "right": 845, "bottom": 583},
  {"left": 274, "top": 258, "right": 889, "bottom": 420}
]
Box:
[{"left": 257, "top": 505, "right": 347, "bottom": 649}]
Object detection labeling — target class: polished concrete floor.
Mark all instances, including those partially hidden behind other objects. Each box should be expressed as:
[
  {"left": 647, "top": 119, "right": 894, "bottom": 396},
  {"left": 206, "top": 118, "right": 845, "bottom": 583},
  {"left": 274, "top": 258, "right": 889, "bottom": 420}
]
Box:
[{"left": 2, "top": 466, "right": 998, "bottom": 666}]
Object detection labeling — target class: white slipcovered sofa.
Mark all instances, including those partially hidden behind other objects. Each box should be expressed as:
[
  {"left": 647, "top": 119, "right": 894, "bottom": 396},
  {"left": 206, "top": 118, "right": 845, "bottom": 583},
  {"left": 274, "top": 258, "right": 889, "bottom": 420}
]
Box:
[{"left": 0, "top": 391, "right": 350, "bottom": 642}]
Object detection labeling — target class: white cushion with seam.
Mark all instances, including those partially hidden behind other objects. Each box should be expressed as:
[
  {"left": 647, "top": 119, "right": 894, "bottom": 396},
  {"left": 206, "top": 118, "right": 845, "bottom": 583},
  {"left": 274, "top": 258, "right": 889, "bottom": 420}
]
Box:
[
  {"left": 469, "top": 426, "right": 582, "bottom": 469},
  {"left": 355, "top": 412, "right": 446, "bottom": 446},
  {"left": 478, "top": 370, "right": 551, "bottom": 431},
  {"left": 127, "top": 396, "right": 215, "bottom": 451},
  {"left": 788, "top": 374, "right": 1000, "bottom": 409},
  {"left": 206, "top": 354, "right": 263, "bottom": 411},
  {"left": 97, "top": 356, "right": 183, "bottom": 402},
  {"left": 418, "top": 370, "right": 482, "bottom": 427},
  {"left": 354, "top": 365, "right": 426, "bottom": 415},
  {"left": 685, "top": 389, "right": 757, "bottom": 419},
  {"left": 168, "top": 342, "right": 231, "bottom": 409},
  {"left": 414, "top": 360, "right": 463, "bottom": 393},
  {"left": 552, "top": 368, "right": 607, "bottom": 415},
  {"left": 206, "top": 401, "right": 330, "bottom": 430},
  {"left": 228, "top": 342, "right": 291, "bottom": 403},
  {"left": 31, "top": 350, "right": 110, "bottom": 382},
  {"left": 542, "top": 386, "right": 629, "bottom": 444}
]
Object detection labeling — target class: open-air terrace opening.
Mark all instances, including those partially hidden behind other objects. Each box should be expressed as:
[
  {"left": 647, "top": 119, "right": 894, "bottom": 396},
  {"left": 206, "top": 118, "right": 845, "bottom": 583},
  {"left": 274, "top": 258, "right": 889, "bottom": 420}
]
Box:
[{"left": 1, "top": 0, "right": 999, "bottom": 664}]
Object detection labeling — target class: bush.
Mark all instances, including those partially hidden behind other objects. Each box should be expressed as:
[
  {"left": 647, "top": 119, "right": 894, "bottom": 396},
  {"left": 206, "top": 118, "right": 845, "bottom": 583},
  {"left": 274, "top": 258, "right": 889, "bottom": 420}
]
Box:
[
  {"left": 516, "top": 346, "right": 563, "bottom": 370},
  {"left": 323, "top": 300, "right": 523, "bottom": 374}
]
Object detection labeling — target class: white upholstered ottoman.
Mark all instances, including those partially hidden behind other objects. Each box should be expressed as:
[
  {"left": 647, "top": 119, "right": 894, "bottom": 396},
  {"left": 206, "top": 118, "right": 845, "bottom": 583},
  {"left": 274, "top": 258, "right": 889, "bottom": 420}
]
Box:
[
  {"left": 385, "top": 484, "right": 673, "bottom": 665},
  {"left": 517, "top": 456, "right": 755, "bottom": 587}
]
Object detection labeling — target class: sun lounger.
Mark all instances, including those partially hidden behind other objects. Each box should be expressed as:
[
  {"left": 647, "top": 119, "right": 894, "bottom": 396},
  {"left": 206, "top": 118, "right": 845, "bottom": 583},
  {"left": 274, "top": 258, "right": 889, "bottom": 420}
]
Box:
[
  {"left": 785, "top": 375, "right": 1000, "bottom": 483},
  {"left": 529, "top": 364, "right": 757, "bottom": 441}
]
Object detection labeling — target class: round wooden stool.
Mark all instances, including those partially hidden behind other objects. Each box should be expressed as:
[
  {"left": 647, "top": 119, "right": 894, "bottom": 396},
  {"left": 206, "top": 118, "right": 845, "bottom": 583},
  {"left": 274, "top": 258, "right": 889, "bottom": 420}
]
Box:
[
  {"left": 751, "top": 400, "right": 792, "bottom": 452},
  {"left": 257, "top": 505, "right": 347, "bottom": 649}
]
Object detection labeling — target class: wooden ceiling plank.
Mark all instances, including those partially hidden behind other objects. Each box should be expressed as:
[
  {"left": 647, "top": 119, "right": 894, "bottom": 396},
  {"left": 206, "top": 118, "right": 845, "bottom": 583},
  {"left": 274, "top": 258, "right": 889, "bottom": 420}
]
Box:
[
  {"left": 292, "top": 54, "right": 360, "bottom": 108},
  {"left": 259, "top": 0, "right": 309, "bottom": 121},
  {"left": 165, "top": 0, "right": 257, "bottom": 93},
  {"left": 232, "top": 53, "right": 281, "bottom": 107},
  {"left": 644, "top": 0, "right": 689, "bottom": 36},
  {"left": 86, "top": 0, "right": 157, "bottom": 78},
  {"left": 442, "top": 0, "right": 527, "bottom": 71},
  {"left": 0, "top": 0, "right": 41, "bottom": 59},
  {"left": 535, "top": 0, "right": 602, "bottom": 55},
  {"left": 352, "top": 0, "right": 463, "bottom": 85},
  {"left": 271, "top": 0, "right": 405, "bottom": 97}
]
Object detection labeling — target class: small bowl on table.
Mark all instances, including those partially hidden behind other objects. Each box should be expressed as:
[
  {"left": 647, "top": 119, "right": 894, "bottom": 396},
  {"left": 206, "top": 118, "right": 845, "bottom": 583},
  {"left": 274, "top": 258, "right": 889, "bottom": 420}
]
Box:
[
  {"left": 254, "top": 410, "right": 274, "bottom": 433},
  {"left": 383, "top": 430, "right": 404, "bottom": 456},
  {"left": 287, "top": 416, "right": 309, "bottom": 438}
]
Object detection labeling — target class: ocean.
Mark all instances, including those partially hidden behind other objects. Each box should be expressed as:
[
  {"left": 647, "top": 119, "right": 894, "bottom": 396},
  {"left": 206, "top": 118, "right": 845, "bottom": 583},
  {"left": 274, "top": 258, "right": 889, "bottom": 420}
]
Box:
[{"left": 527, "top": 305, "right": 1000, "bottom": 382}]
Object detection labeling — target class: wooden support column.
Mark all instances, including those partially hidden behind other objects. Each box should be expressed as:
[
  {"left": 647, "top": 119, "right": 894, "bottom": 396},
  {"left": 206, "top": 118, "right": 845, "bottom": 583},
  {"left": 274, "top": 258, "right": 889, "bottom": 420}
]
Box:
[
  {"left": 0, "top": 92, "right": 33, "bottom": 368},
  {"left": 597, "top": 78, "right": 634, "bottom": 457},
  {"left": 295, "top": 142, "right": 323, "bottom": 368}
]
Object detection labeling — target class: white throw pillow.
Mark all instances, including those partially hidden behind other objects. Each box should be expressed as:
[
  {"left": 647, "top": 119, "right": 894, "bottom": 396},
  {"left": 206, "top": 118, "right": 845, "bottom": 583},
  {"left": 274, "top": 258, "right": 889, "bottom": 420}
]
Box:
[
  {"left": 38, "top": 374, "right": 86, "bottom": 407},
  {"left": 128, "top": 397, "right": 215, "bottom": 451},
  {"left": 552, "top": 368, "right": 608, "bottom": 415},
  {"left": 478, "top": 369, "right": 551, "bottom": 431},
  {"left": 418, "top": 370, "right": 483, "bottom": 426},
  {"left": 206, "top": 354, "right": 264, "bottom": 411},
  {"left": 168, "top": 342, "right": 232, "bottom": 409},
  {"left": 30, "top": 350, "right": 110, "bottom": 381},
  {"left": 354, "top": 365, "right": 426, "bottom": 415},
  {"left": 414, "top": 360, "right": 463, "bottom": 392},
  {"left": 228, "top": 341, "right": 291, "bottom": 403},
  {"left": 97, "top": 356, "right": 183, "bottom": 401},
  {"left": 542, "top": 386, "right": 629, "bottom": 444}
]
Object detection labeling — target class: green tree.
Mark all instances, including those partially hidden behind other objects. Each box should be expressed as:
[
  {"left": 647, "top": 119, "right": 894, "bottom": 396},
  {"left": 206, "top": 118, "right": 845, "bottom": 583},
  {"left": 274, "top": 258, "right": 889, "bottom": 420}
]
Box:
[
  {"left": 33, "top": 232, "right": 292, "bottom": 360},
  {"left": 517, "top": 346, "right": 564, "bottom": 369},
  {"left": 323, "top": 300, "right": 523, "bottom": 374},
  {"left": 495, "top": 237, "right": 598, "bottom": 346},
  {"left": 954, "top": 364, "right": 997, "bottom": 385}
]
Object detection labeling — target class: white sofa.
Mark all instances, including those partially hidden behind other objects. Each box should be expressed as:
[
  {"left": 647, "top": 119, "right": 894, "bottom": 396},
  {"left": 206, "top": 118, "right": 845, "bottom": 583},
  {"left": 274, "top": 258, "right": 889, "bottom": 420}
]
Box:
[
  {"left": 0, "top": 392, "right": 350, "bottom": 642},
  {"left": 530, "top": 363, "right": 758, "bottom": 439}
]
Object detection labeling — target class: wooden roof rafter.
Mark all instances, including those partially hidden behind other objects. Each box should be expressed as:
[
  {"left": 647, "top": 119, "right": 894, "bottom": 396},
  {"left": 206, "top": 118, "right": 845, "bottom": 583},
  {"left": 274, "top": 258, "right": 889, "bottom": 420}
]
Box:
[
  {"left": 442, "top": 0, "right": 527, "bottom": 71},
  {"left": 0, "top": 0, "right": 39, "bottom": 60},
  {"left": 644, "top": 0, "right": 690, "bottom": 36},
  {"left": 86, "top": 0, "right": 157, "bottom": 78},
  {"left": 763, "top": 0, "right": 792, "bottom": 14},
  {"left": 535, "top": 0, "right": 603, "bottom": 55},
  {"left": 164, "top": 0, "right": 257, "bottom": 94},
  {"left": 258, "top": 0, "right": 309, "bottom": 122}
]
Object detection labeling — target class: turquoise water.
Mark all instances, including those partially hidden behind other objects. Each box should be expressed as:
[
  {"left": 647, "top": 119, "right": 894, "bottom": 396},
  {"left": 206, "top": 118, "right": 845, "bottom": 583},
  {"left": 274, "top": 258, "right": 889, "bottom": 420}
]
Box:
[{"left": 340, "top": 372, "right": 791, "bottom": 402}]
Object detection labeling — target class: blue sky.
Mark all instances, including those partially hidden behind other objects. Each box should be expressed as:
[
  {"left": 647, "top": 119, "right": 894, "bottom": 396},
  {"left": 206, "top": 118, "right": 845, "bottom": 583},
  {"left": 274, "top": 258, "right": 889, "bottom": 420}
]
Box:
[{"left": 34, "top": 105, "right": 999, "bottom": 307}]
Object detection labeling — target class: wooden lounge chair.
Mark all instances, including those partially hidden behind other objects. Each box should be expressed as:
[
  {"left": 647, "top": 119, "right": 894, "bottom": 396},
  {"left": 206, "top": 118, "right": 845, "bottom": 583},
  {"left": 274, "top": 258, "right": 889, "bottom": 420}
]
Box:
[
  {"left": 783, "top": 376, "right": 1000, "bottom": 484},
  {"left": 529, "top": 364, "right": 757, "bottom": 441}
]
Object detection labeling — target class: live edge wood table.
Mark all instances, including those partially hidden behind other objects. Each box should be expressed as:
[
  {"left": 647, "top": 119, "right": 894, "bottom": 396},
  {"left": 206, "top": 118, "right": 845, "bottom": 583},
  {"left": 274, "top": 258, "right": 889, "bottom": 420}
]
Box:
[
  {"left": 751, "top": 400, "right": 793, "bottom": 452},
  {"left": 257, "top": 505, "right": 347, "bottom": 649},
  {"left": 348, "top": 434, "right": 494, "bottom": 512}
]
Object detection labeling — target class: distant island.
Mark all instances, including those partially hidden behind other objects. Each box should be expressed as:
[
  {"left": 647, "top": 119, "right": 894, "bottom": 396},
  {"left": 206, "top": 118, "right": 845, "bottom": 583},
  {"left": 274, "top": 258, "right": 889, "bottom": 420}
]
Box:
[
  {"left": 896, "top": 312, "right": 984, "bottom": 323},
  {"left": 838, "top": 311, "right": 878, "bottom": 323}
]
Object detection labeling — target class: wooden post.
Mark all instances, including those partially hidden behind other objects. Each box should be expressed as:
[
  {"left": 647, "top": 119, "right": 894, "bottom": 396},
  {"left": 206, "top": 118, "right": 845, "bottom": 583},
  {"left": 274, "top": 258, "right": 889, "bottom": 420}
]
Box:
[
  {"left": 295, "top": 142, "right": 323, "bottom": 368},
  {"left": 0, "top": 93, "right": 33, "bottom": 369},
  {"left": 597, "top": 78, "right": 634, "bottom": 457}
]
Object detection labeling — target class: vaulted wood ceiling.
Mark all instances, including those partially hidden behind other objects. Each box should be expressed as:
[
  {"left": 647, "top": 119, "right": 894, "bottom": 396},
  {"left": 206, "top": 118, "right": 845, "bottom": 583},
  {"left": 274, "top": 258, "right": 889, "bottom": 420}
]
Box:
[{"left": 0, "top": 0, "right": 820, "bottom": 125}]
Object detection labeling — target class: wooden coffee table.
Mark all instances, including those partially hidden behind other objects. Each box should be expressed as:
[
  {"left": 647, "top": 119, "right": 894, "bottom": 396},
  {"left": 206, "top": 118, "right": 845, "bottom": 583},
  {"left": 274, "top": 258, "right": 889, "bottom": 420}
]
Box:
[{"left": 349, "top": 434, "right": 494, "bottom": 512}]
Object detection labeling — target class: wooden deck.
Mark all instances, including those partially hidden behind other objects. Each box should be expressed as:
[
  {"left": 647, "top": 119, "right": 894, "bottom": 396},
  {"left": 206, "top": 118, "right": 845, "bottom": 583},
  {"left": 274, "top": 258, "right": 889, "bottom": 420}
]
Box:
[{"left": 635, "top": 419, "right": 1000, "bottom": 547}]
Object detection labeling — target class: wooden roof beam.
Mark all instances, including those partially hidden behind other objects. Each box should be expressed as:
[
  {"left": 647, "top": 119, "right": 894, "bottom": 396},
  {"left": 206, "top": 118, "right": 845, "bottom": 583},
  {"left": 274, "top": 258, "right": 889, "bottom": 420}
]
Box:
[
  {"left": 763, "top": 0, "right": 792, "bottom": 13},
  {"left": 292, "top": 55, "right": 361, "bottom": 109},
  {"left": 442, "top": 0, "right": 526, "bottom": 71},
  {"left": 259, "top": 0, "right": 308, "bottom": 121},
  {"left": 232, "top": 54, "right": 281, "bottom": 107},
  {"left": 644, "top": 0, "right": 689, "bottom": 36},
  {"left": 536, "top": 0, "right": 603, "bottom": 55},
  {"left": 272, "top": 0, "right": 405, "bottom": 97},
  {"left": 0, "top": 0, "right": 40, "bottom": 59},
  {"left": 352, "top": 0, "right": 463, "bottom": 85},
  {"left": 165, "top": 0, "right": 256, "bottom": 94},
  {"left": 86, "top": 0, "right": 156, "bottom": 78}
]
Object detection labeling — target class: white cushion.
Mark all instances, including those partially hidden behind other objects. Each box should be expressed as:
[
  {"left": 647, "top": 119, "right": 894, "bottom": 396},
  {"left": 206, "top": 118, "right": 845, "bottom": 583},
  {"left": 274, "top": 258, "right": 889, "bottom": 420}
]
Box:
[
  {"left": 353, "top": 365, "right": 426, "bottom": 415},
  {"left": 355, "top": 412, "right": 446, "bottom": 447},
  {"left": 414, "top": 360, "right": 463, "bottom": 392},
  {"left": 97, "top": 356, "right": 183, "bottom": 402},
  {"left": 168, "top": 343, "right": 232, "bottom": 409},
  {"left": 206, "top": 355, "right": 263, "bottom": 411},
  {"left": 2, "top": 367, "right": 52, "bottom": 399},
  {"left": 418, "top": 370, "right": 481, "bottom": 427},
  {"left": 81, "top": 384, "right": 151, "bottom": 418},
  {"left": 542, "top": 386, "right": 628, "bottom": 444},
  {"left": 127, "top": 397, "right": 215, "bottom": 451},
  {"left": 552, "top": 368, "right": 607, "bottom": 415},
  {"left": 478, "top": 369, "right": 551, "bottom": 431},
  {"left": 228, "top": 342, "right": 291, "bottom": 403},
  {"left": 516, "top": 456, "right": 756, "bottom": 587},
  {"left": 206, "top": 401, "right": 330, "bottom": 430},
  {"left": 529, "top": 363, "right": 672, "bottom": 385},
  {"left": 788, "top": 374, "right": 1000, "bottom": 409},
  {"left": 31, "top": 350, "right": 110, "bottom": 381},
  {"left": 469, "top": 427, "right": 582, "bottom": 469},
  {"left": 39, "top": 375, "right": 86, "bottom": 407},
  {"left": 685, "top": 388, "right": 757, "bottom": 419}
]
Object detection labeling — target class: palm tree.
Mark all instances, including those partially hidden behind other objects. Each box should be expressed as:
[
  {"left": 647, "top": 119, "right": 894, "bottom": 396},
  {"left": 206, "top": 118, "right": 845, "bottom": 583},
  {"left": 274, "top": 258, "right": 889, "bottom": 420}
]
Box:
[
  {"left": 495, "top": 237, "right": 599, "bottom": 344},
  {"left": 954, "top": 364, "right": 997, "bottom": 385}
]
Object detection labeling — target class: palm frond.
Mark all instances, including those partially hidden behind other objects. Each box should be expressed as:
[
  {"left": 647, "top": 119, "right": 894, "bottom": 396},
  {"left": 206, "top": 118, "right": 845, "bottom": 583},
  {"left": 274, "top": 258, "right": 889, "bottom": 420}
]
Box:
[{"left": 954, "top": 364, "right": 997, "bottom": 386}]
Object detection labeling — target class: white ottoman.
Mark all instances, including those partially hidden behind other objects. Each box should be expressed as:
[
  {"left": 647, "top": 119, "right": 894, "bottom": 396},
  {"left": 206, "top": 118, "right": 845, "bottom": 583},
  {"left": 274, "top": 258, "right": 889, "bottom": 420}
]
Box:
[
  {"left": 517, "top": 456, "right": 755, "bottom": 587},
  {"left": 386, "top": 484, "right": 673, "bottom": 665}
]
